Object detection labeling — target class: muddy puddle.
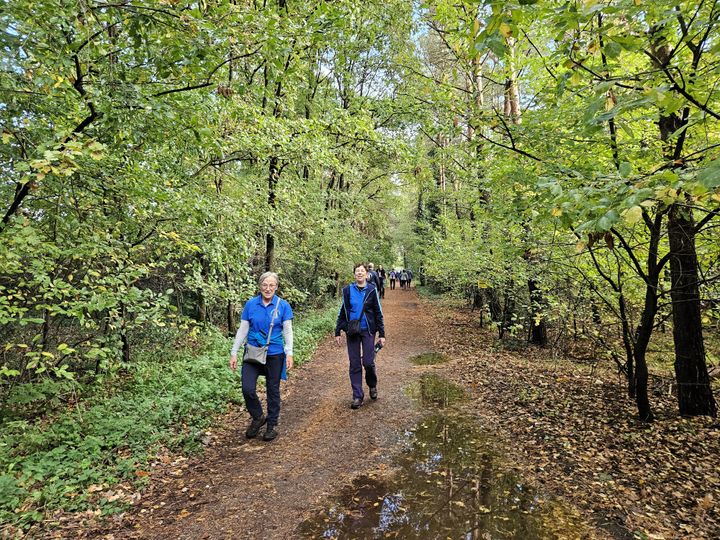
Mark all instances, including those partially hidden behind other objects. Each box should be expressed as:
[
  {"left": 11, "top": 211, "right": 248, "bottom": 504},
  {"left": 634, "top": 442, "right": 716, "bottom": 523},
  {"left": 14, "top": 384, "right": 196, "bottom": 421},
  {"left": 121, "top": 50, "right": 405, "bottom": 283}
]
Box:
[{"left": 297, "top": 374, "right": 587, "bottom": 539}]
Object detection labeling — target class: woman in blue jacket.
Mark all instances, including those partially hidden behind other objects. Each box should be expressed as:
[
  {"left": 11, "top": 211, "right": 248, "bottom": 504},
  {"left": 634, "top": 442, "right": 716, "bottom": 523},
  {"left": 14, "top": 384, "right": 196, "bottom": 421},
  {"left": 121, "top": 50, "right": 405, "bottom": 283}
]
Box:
[{"left": 335, "top": 263, "right": 386, "bottom": 409}]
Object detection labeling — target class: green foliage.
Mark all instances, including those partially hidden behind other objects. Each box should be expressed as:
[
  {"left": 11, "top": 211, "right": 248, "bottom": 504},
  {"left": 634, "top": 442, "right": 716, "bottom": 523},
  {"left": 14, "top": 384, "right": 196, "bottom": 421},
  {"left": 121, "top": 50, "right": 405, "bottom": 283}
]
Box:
[
  {"left": 0, "top": 301, "right": 335, "bottom": 528},
  {"left": 394, "top": 1, "right": 720, "bottom": 409},
  {"left": 1, "top": 0, "right": 416, "bottom": 400},
  {"left": 292, "top": 304, "right": 339, "bottom": 367},
  {"left": 0, "top": 329, "right": 236, "bottom": 528}
]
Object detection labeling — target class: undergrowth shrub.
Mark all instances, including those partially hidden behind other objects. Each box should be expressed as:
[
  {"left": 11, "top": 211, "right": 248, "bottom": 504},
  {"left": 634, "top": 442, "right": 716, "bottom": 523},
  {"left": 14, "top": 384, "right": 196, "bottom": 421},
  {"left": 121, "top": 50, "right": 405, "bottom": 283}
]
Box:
[{"left": 0, "top": 303, "right": 336, "bottom": 532}]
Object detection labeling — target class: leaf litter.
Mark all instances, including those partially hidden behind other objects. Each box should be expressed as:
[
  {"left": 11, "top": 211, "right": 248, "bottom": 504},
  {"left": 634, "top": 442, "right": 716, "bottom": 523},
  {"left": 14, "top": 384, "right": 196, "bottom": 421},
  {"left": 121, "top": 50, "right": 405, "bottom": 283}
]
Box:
[{"left": 428, "top": 302, "right": 720, "bottom": 539}]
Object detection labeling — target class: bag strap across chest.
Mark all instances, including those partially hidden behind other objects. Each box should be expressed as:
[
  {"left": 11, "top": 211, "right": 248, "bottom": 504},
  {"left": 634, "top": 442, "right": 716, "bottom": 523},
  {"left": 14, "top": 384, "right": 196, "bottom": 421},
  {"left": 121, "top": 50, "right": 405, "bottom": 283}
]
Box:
[{"left": 264, "top": 300, "right": 281, "bottom": 347}]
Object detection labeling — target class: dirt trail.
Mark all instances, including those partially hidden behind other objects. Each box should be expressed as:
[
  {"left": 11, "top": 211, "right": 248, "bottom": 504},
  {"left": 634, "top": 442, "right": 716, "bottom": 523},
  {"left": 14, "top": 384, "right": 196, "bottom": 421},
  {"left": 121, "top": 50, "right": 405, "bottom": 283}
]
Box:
[{"left": 99, "top": 288, "right": 435, "bottom": 539}]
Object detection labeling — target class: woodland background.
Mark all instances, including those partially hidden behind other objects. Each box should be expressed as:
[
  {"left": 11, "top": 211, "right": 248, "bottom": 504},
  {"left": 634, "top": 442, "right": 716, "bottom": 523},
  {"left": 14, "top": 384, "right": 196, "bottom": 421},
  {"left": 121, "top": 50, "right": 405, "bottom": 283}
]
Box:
[{"left": 1, "top": 0, "right": 718, "bottom": 532}]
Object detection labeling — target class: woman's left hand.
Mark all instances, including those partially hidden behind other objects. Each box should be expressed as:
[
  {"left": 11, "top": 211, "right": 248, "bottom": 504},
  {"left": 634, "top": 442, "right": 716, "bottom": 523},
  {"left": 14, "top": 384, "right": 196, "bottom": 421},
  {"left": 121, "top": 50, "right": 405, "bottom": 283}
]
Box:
[
  {"left": 379, "top": 337, "right": 386, "bottom": 347},
  {"left": 286, "top": 355, "right": 294, "bottom": 370}
]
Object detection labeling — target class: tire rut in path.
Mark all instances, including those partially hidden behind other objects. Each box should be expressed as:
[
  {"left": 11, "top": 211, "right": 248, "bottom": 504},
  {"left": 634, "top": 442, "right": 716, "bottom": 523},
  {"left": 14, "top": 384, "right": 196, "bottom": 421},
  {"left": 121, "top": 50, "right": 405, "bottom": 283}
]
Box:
[{"left": 103, "top": 289, "right": 436, "bottom": 540}]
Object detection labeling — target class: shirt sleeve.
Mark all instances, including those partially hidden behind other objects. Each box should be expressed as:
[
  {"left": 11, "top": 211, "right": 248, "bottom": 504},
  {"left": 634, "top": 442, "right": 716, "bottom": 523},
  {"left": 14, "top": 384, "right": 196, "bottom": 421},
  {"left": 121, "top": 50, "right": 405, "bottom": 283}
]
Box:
[
  {"left": 282, "top": 299, "right": 294, "bottom": 322},
  {"left": 241, "top": 298, "right": 253, "bottom": 321},
  {"left": 282, "top": 319, "right": 294, "bottom": 356},
  {"left": 230, "top": 320, "right": 250, "bottom": 357}
]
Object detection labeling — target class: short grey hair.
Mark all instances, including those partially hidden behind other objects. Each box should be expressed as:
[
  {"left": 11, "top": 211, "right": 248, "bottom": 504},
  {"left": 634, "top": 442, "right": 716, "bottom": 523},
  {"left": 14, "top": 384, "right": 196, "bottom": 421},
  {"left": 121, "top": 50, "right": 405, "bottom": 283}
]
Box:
[{"left": 258, "top": 271, "right": 279, "bottom": 287}]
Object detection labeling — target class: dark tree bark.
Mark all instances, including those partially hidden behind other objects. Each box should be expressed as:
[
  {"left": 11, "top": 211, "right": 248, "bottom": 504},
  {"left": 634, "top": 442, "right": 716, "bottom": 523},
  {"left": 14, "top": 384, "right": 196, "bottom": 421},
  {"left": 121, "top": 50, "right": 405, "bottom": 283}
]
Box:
[
  {"left": 617, "top": 292, "right": 635, "bottom": 398},
  {"left": 197, "top": 254, "right": 209, "bottom": 323},
  {"left": 120, "top": 302, "right": 130, "bottom": 365},
  {"left": 488, "top": 288, "right": 503, "bottom": 325},
  {"left": 264, "top": 156, "right": 279, "bottom": 272},
  {"left": 588, "top": 213, "right": 666, "bottom": 420},
  {"left": 668, "top": 204, "right": 717, "bottom": 417},
  {"left": 651, "top": 19, "right": 717, "bottom": 417},
  {"left": 225, "top": 270, "right": 236, "bottom": 336},
  {"left": 632, "top": 284, "right": 657, "bottom": 422},
  {"left": 527, "top": 279, "right": 547, "bottom": 346}
]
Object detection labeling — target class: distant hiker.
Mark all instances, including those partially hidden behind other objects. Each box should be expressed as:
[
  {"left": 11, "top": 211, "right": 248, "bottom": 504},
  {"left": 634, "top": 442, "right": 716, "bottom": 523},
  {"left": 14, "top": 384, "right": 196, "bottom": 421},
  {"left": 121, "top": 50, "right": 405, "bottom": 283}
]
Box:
[
  {"left": 367, "top": 262, "right": 380, "bottom": 289},
  {"left": 229, "top": 272, "right": 294, "bottom": 442},
  {"left": 399, "top": 269, "right": 408, "bottom": 290},
  {"left": 406, "top": 268, "right": 413, "bottom": 289},
  {"left": 389, "top": 269, "right": 397, "bottom": 290},
  {"left": 335, "top": 263, "right": 386, "bottom": 409},
  {"left": 377, "top": 265, "right": 387, "bottom": 299}
]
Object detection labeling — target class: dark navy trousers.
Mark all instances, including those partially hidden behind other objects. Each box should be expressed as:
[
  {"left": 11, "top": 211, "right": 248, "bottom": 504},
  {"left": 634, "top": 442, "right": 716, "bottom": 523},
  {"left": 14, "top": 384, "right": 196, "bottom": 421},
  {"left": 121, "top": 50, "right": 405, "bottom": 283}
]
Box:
[
  {"left": 241, "top": 353, "right": 285, "bottom": 426},
  {"left": 347, "top": 330, "right": 377, "bottom": 400}
]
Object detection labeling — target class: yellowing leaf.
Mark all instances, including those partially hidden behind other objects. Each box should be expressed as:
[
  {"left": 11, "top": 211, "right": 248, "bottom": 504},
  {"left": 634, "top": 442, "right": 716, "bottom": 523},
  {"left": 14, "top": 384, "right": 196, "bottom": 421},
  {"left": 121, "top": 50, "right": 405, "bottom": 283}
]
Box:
[
  {"left": 499, "top": 23, "right": 512, "bottom": 38},
  {"left": 623, "top": 205, "right": 643, "bottom": 225},
  {"left": 551, "top": 207, "right": 563, "bottom": 217}
]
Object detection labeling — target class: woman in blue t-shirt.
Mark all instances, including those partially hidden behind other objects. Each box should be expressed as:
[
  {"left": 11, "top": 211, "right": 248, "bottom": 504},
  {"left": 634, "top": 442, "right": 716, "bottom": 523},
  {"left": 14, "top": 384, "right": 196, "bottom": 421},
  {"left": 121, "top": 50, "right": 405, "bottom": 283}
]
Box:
[{"left": 229, "top": 272, "right": 294, "bottom": 441}]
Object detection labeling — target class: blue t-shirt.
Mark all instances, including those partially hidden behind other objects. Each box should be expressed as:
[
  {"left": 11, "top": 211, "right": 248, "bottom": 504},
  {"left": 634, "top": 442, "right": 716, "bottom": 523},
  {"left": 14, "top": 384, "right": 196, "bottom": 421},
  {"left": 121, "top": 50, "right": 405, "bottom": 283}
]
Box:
[{"left": 241, "top": 295, "right": 293, "bottom": 356}]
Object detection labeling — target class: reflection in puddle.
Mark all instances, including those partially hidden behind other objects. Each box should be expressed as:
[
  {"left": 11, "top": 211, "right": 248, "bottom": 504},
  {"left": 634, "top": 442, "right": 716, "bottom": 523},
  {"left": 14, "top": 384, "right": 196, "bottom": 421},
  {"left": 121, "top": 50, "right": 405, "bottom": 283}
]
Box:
[
  {"left": 410, "top": 352, "right": 450, "bottom": 366},
  {"left": 406, "top": 373, "right": 465, "bottom": 408},
  {"left": 298, "top": 376, "right": 586, "bottom": 539}
]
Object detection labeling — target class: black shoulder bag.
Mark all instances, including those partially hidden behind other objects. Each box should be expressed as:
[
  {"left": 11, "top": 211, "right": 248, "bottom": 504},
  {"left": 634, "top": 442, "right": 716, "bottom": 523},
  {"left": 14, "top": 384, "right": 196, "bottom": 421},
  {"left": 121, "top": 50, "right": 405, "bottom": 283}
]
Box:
[{"left": 346, "top": 289, "right": 366, "bottom": 338}]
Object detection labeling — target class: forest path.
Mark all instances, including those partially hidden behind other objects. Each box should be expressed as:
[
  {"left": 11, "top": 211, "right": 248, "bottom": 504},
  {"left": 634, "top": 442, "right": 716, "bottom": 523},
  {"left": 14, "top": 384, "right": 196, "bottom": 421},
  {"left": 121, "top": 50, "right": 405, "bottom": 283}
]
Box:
[{"left": 100, "top": 287, "right": 434, "bottom": 539}]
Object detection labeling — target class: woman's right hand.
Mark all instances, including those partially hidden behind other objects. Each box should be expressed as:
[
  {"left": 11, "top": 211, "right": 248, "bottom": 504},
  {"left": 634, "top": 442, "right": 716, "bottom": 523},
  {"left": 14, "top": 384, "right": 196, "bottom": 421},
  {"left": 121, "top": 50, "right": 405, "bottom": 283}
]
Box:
[
  {"left": 335, "top": 335, "right": 342, "bottom": 347},
  {"left": 229, "top": 355, "right": 238, "bottom": 371}
]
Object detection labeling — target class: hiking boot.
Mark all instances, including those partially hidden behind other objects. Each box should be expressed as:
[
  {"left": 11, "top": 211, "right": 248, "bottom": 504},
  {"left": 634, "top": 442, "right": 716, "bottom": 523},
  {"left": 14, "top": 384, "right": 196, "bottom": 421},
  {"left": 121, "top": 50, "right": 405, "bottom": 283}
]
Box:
[
  {"left": 262, "top": 424, "right": 278, "bottom": 441},
  {"left": 245, "top": 414, "right": 266, "bottom": 439},
  {"left": 369, "top": 387, "right": 378, "bottom": 400},
  {"left": 351, "top": 398, "right": 363, "bottom": 409}
]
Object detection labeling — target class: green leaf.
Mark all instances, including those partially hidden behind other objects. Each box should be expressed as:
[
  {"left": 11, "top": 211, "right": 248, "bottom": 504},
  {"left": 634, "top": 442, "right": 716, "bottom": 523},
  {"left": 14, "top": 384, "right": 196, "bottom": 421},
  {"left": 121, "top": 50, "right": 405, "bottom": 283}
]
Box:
[
  {"left": 698, "top": 159, "right": 720, "bottom": 189},
  {"left": 619, "top": 162, "right": 632, "bottom": 178}
]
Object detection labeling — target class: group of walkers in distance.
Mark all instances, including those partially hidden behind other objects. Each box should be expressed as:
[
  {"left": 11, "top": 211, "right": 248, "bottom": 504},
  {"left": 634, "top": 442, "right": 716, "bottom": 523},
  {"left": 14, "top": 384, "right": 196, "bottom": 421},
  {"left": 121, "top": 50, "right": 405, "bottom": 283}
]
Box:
[
  {"left": 228, "top": 262, "right": 413, "bottom": 441},
  {"left": 360, "top": 264, "right": 414, "bottom": 298},
  {"left": 388, "top": 268, "right": 413, "bottom": 290}
]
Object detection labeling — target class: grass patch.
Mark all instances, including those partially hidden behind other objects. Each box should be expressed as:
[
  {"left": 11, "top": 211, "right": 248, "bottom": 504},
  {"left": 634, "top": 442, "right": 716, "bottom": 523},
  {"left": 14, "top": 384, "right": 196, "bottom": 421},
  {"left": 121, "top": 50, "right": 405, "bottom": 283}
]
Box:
[
  {"left": 410, "top": 352, "right": 450, "bottom": 365},
  {"left": 0, "top": 304, "right": 337, "bottom": 532}
]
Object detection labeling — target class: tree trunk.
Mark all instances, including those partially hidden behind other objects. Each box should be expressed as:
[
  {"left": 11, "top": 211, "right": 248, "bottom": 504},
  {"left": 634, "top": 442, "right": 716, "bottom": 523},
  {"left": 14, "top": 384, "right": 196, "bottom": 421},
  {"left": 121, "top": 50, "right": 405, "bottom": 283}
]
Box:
[
  {"left": 528, "top": 279, "right": 547, "bottom": 346},
  {"left": 120, "top": 302, "right": 130, "bottom": 365},
  {"left": 618, "top": 292, "right": 636, "bottom": 398},
  {"left": 503, "top": 37, "right": 521, "bottom": 123},
  {"left": 41, "top": 308, "right": 50, "bottom": 351},
  {"left": 225, "top": 270, "right": 236, "bottom": 336},
  {"left": 651, "top": 26, "right": 715, "bottom": 417},
  {"left": 633, "top": 289, "right": 656, "bottom": 422},
  {"left": 265, "top": 156, "right": 279, "bottom": 271},
  {"left": 197, "top": 254, "right": 209, "bottom": 323},
  {"left": 668, "top": 204, "right": 717, "bottom": 417}
]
